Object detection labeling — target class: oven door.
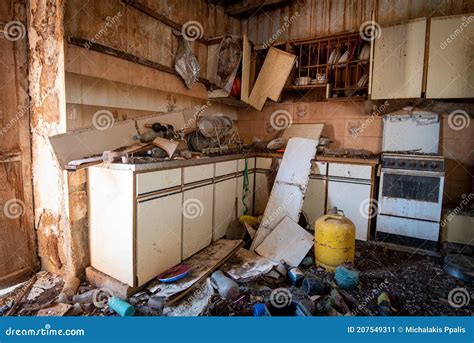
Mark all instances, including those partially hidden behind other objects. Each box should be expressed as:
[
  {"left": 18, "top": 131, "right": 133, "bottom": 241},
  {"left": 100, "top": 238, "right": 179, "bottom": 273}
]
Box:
[{"left": 378, "top": 168, "right": 444, "bottom": 222}]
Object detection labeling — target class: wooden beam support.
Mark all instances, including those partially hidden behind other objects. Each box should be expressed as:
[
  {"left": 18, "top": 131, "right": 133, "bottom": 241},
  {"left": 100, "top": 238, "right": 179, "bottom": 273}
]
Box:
[
  {"left": 122, "top": 0, "right": 210, "bottom": 45},
  {"left": 225, "top": 0, "right": 291, "bottom": 17},
  {"left": 67, "top": 36, "right": 211, "bottom": 88}
]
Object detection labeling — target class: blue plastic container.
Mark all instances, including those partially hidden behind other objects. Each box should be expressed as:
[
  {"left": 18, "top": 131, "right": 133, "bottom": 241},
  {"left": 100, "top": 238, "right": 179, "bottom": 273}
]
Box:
[{"left": 108, "top": 296, "right": 135, "bottom": 317}]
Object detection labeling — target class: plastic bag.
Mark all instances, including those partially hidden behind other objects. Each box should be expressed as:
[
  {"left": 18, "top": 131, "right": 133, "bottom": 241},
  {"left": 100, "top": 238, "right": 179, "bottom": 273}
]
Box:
[{"left": 174, "top": 35, "right": 200, "bottom": 89}]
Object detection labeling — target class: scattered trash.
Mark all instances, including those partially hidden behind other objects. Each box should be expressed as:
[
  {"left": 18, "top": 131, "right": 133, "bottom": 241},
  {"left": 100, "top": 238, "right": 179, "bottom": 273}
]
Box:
[
  {"left": 315, "top": 207, "right": 355, "bottom": 271},
  {"left": 72, "top": 289, "right": 97, "bottom": 304},
  {"left": 301, "top": 256, "right": 314, "bottom": 267},
  {"left": 174, "top": 31, "right": 200, "bottom": 89},
  {"left": 253, "top": 302, "right": 271, "bottom": 316},
  {"left": 147, "top": 296, "right": 166, "bottom": 312},
  {"left": 222, "top": 248, "right": 273, "bottom": 282},
  {"left": 37, "top": 303, "right": 72, "bottom": 317},
  {"left": 335, "top": 266, "right": 360, "bottom": 290},
  {"left": 163, "top": 278, "right": 214, "bottom": 317},
  {"left": 303, "top": 277, "right": 329, "bottom": 296},
  {"left": 443, "top": 254, "right": 474, "bottom": 282},
  {"left": 225, "top": 219, "right": 246, "bottom": 240},
  {"left": 281, "top": 260, "right": 305, "bottom": 286},
  {"left": 152, "top": 137, "right": 179, "bottom": 158},
  {"left": 157, "top": 264, "right": 191, "bottom": 283},
  {"left": 65, "top": 303, "right": 84, "bottom": 316},
  {"left": 57, "top": 276, "right": 80, "bottom": 303},
  {"left": 377, "top": 292, "right": 392, "bottom": 316},
  {"left": 108, "top": 296, "right": 135, "bottom": 317},
  {"left": 210, "top": 271, "right": 240, "bottom": 300}
]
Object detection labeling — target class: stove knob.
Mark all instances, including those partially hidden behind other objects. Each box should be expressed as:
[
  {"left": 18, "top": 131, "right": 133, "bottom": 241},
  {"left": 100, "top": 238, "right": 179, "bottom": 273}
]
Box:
[
  {"left": 420, "top": 162, "right": 427, "bottom": 168},
  {"left": 430, "top": 163, "right": 438, "bottom": 169},
  {"left": 399, "top": 161, "right": 405, "bottom": 167}
]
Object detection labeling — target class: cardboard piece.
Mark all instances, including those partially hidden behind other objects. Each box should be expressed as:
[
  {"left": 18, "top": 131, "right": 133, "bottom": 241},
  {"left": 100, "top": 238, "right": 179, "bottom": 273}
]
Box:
[{"left": 255, "top": 216, "right": 314, "bottom": 267}]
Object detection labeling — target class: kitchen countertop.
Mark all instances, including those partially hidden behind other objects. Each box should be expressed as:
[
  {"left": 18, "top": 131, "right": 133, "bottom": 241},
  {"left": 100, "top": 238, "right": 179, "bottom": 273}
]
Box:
[{"left": 97, "top": 151, "right": 379, "bottom": 172}]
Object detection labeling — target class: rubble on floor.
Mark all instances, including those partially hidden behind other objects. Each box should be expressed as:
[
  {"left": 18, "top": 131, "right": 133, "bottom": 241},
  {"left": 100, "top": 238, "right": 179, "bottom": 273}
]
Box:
[{"left": 1, "top": 241, "right": 472, "bottom": 316}]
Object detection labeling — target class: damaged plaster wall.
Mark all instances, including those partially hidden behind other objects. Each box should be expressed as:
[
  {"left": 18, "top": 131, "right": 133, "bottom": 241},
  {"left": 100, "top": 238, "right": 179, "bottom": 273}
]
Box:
[{"left": 28, "top": 0, "right": 77, "bottom": 276}]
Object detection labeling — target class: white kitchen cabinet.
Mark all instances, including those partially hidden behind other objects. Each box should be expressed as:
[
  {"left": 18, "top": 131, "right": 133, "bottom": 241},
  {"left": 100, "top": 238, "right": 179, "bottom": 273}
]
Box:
[
  {"left": 182, "top": 184, "right": 213, "bottom": 259},
  {"left": 371, "top": 18, "right": 427, "bottom": 99},
  {"left": 237, "top": 158, "right": 255, "bottom": 217},
  {"left": 303, "top": 178, "right": 326, "bottom": 229},
  {"left": 426, "top": 14, "right": 474, "bottom": 98},
  {"left": 213, "top": 178, "right": 238, "bottom": 240},
  {"left": 237, "top": 174, "right": 254, "bottom": 217},
  {"left": 136, "top": 192, "right": 182, "bottom": 285}
]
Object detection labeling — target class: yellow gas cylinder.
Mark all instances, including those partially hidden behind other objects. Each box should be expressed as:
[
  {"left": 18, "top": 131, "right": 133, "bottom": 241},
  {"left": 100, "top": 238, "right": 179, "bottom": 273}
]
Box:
[{"left": 314, "top": 207, "right": 355, "bottom": 271}]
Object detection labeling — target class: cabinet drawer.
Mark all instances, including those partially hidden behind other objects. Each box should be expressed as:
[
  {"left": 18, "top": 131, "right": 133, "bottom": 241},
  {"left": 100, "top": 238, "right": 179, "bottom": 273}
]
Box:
[
  {"left": 328, "top": 163, "right": 371, "bottom": 180},
  {"left": 256, "top": 157, "right": 273, "bottom": 170},
  {"left": 238, "top": 158, "right": 255, "bottom": 171},
  {"left": 183, "top": 164, "right": 214, "bottom": 184},
  {"left": 215, "top": 160, "right": 237, "bottom": 177},
  {"left": 136, "top": 168, "right": 181, "bottom": 195}
]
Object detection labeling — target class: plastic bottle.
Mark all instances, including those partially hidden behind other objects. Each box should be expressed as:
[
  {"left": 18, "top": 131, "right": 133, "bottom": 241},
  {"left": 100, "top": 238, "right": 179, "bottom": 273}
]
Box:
[
  {"left": 210, "top": 270, "right": 240, "bottom": 300},
  {"left": 281, "top": 260, "right": 305, "bottom": 286}
]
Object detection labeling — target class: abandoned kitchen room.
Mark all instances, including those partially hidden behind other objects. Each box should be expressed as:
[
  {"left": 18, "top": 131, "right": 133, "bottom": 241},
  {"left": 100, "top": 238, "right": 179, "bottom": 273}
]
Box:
[{"left": 0, "top": 0, "right": 473, "bottom": 319}]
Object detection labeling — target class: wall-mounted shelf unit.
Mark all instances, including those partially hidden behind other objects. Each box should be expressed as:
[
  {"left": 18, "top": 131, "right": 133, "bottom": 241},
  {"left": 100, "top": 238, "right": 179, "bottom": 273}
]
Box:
[{"left": 286, "top": 32, "right": 371, "bottom": 100}]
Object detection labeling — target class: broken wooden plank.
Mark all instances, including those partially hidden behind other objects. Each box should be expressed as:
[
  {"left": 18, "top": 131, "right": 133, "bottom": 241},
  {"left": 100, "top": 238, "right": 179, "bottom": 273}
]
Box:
[
  {"left": 248, "top": 47, "right": 296, "bottom": 111},
  {"left": 255, "top": 216, "right": 313, "bottom": 267},
  {"left": 148, "top": 239, "right": 242, "bottom": 305},
  {"left": 86, "top": 267, "right": 142, "bottom": 298},
  {"left": 250, "top": 137, "right": 318, "bottom": 251},
  {"left": 49, "top": 111, "right": 186, "bottom": 168},
  {"left": 37, "top": 303, "right": 72, "bottom": 316},
  {"left": 241, "top": 33, "right": 252, "bottom": 104}
]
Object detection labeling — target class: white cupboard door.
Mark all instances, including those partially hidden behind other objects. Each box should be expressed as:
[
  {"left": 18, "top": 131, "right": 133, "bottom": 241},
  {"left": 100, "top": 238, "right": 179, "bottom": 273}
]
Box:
[
  {"left": 302, "top": 178, "right": 326, "bottom": 230},
  {"left": 327, "top": 181, "right": 371, "bottom": 241},
  {"left": 136, "top": 193, "right": 182, "bottom": 285},
  {"left": 371, "top": 18, "right": 426, "bottom": 99},
  {"left": 237, "top": 174, "right": 255, "bottom": 217},
  {"left": 426, "top": 14, "right": 474, "bottom": 98},
  {"left": 254, "top": 173, "right": 270, "bottom": 215},
  {"left": 213, "top": 179, "right": 237, "bottom": 240},
  {"left": 182, "top": 184, "right": 213, "bottom": 259}
]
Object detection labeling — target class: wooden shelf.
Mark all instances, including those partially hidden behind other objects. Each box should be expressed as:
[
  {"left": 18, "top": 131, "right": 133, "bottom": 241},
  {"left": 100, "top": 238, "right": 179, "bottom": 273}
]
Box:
[{"left": 283, "top": 83, "right": 328, "bottom": 91}]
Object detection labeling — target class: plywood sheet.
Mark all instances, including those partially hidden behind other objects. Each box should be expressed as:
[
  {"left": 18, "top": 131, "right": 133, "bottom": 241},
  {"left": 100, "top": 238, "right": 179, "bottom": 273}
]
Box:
[
  {"left": 255, "top": 216, "right": 313, "bottom": 267},
  {"left": 281, "top": 123, "right": 324, "bottom": 141},
  {"left": 371, "top": 18, "right": 427, "bottom": 99},
  {"left": 426, "top": 14, "right": 474, "bottom": 98},
  {"left": 49, "top": 111, "right": 186, "bottom": 167},
  {"left": 248, "top": 47, "right": 296, "bottom": 111},
  {"left": 250, "top": 137, "right": 317, "bottom": 250}
]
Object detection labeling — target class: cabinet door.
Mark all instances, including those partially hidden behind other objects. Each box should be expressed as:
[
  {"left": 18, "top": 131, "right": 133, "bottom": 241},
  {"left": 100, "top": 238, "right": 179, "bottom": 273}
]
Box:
[
  {"left": 237, "top": 173, "right": 255, "bottom": 217},
  {"left": 302, "top": 178, "right": 326, "bottom": 230},
  {"left": 371, "top": 18, "right": 426, "bottom": 99},
  {"left": 426, "top": 14, "right": 474, "bottom": 98},
  {"left": 327, "top": 180, "right": 371, "bottom": 241},
  {"left": 136, "top": 193, "right": 182, "bottom": 285},
  {"left": 182, "top": 184, "right": 213, "bottom": 259},
  {"left": 213, "top": 178, "right": 237, "bottom": 240},
  {"left": 254, "top": 172, "right": 270, "bottom": 215}
]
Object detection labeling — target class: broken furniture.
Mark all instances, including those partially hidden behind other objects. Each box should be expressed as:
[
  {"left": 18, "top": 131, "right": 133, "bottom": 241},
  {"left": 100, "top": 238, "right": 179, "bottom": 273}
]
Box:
[
  {"left": 88, "top": 156, "right": 260, "bottom": 288},
  {"left": 251, "top": 137, "right": 319, "bottom": 251}
]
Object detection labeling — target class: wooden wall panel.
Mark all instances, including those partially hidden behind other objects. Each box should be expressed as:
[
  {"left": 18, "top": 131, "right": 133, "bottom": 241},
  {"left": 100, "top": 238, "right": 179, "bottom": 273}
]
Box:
[{"left": 242, "top": 0, "right": 471, "bottom": 46}]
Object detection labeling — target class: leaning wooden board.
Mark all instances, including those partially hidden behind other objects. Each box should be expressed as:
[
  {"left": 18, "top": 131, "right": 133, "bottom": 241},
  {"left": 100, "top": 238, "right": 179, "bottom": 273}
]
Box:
[
  {"left": 248, "top": 47, "right": 296, "bottom": 111},
  {"left": 250, "top": 137, "right": 318, "bottom": 251}
]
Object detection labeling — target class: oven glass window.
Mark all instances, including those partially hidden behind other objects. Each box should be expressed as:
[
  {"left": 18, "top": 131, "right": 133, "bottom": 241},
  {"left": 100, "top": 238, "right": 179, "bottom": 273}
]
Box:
[{"left": 382, "top": 174, "right": 440, "bottom": 203}]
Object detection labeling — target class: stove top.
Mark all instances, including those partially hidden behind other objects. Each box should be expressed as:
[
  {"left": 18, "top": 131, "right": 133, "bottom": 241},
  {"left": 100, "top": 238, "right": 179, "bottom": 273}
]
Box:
[{"left": 381, "top": 153, "right": 445, "bottom": 172}]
